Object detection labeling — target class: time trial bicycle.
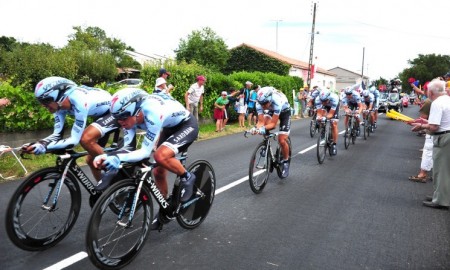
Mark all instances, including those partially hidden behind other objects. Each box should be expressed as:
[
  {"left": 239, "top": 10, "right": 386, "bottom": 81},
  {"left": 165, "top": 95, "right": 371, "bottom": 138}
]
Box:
[
  {"left": 85, "top": 152, "right": 216, "bottom": 269},
  {"left": 344, "top": 112, "right": 359, "bottom": 149},
  {"left": 316, "top": 118, "right": 334, "bottom": 164},
  {"left": 245, "top": 131, "right": 292, "bottom": 194}
]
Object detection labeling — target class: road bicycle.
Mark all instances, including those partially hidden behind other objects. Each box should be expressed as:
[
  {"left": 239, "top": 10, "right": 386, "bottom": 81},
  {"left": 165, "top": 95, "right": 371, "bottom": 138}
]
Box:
[
  {"left": 245, "top": 131, "right": 292, "bottom": 194},
  {"left": 344, "top": 112, "right": 359, "bottom": 149},
  {"left": 316, "top": 118, "right": 334, "bottom": 164},
  {"left": 5, "top": 147, "right": 130, "bottom": 251},
  {"left": 85, "top": 153, "right": 216, "bottom": 270},
  {"left": 309, "top": 107, "right": 319, "bottom": 137}
]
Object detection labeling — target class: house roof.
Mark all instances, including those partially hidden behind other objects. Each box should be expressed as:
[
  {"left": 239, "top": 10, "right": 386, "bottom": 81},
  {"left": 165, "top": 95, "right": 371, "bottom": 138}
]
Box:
[
  {"left": 328, "top": 66, "right": 369, "bottom": 80},
  {"left": 235, "top": 43, "right": 336, "bottom": 77}
]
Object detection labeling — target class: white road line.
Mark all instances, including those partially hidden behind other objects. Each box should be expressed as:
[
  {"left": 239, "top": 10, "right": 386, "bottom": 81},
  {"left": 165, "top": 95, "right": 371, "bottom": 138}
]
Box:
[
  {"left": 297, "top": 130, "right": 346, "bottom": 155},
  {"left": 43, "top": 252, "right": 87, "bottom": 270}
]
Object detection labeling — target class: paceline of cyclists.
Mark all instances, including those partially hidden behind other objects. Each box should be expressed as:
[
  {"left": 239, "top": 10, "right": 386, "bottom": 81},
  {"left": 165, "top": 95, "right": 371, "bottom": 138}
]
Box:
[{"left": 20, "top": 77, "right": 378, "bottom": 222}]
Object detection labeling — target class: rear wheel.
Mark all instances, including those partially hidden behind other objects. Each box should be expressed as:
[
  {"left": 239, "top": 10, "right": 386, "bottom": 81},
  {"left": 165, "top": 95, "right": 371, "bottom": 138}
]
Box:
[
  {"left": 249, "top": 142, "right": 270, "bottom": 194},
  {"left": 309, "top": 115, "right": 317, "bottom": 137},
  {"left": 5, "top": 167, "right": 81, "bottom": 251},
  {"left": 86, "top": 180, "right": 153, "bottom": 270},
  {"left": 352, "top": 122, "right": 357, "bottom": 144},
  {"left": 177, "top": 160, "right": 216, "bottom": 229},
  {"left": 275, "top": 137, "right": 292, "bottom": 179}
]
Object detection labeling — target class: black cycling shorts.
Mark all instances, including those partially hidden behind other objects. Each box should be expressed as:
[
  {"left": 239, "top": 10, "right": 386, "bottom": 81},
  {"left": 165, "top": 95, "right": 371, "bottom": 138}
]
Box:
[
  {"left": 158, "top": 116, "right": 199, "bottom": 154},
  {"left": 91, "top": 113, "right": 121, "bottom": 147}
]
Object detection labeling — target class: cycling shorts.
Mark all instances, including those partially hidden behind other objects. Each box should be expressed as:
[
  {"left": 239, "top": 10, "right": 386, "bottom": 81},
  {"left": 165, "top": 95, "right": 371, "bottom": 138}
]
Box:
[
  {"left": 158, "top": 116, "right": 199, "bottom": 154},
  {"left": 323, "top": 103, "right": 340, "bottom": 119},
  {"left": 90, "top": 112, "right": 121, "bottom": 147},
  {"left": 265, "top": 108, "right": 291, "bottom": 135}
]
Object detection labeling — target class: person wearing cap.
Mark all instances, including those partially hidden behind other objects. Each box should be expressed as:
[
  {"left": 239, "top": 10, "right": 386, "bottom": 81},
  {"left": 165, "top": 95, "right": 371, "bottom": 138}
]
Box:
[
  {"left": 238, "top": 81, "right": 253, "bottom": 128},
  {"left": 185, "top": 75, "right": 206, "bottom": 121},
  {"left": 157, "top": 68, "right": 174, "bottom": 95},
  {"left": 154, "top": 77, "right": 170, "bottom": 94},
  {"left": 213, "top": 91, "right": 229, "bottom": 132}
]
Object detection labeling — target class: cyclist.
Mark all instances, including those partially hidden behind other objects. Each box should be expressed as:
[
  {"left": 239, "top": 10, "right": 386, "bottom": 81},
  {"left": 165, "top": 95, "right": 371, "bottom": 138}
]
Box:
[
  {"left": 315, "top": 89, "right": 340, "bottom": 155},
  {"left": 93, "top": 88, "right": 198, "bottom": 204},
  {"left": 22, "top": 77, "right": 120, "bottom": 181},
  {"left": 368, "top": 85, "right": 380, "bottom": 128},
  {"left": 251, "top": 86, "right": 291, "bottom": 178},
  {"left": 341, "top": 87, "right": 363, "bottom": 136},
  {"left": 306, "top": 85, "right": 321, "bottom": 110},
  {"left": 361, "top": 89, "right": 375, "bottom": 128}
]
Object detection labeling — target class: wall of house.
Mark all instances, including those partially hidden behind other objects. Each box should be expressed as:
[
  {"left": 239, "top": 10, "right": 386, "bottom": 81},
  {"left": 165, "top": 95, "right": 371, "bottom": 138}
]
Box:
[{"left": 289, "top": 67, "right": 336, "bottom": 90}]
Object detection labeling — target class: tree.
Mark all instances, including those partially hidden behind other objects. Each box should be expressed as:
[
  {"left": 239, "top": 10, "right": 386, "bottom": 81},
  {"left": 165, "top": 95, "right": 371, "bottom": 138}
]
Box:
[
  {"left": 175, "top": 27, "right": 230, "bottom": 71},
  {"left": 399, "top": 54, "right": 450, "bottom": 91}
]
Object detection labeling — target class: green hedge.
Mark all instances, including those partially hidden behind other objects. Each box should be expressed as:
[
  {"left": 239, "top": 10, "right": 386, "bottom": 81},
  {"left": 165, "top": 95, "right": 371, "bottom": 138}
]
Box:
[{"left": 0, "top": 65, "right": 303, "bottom": 132}]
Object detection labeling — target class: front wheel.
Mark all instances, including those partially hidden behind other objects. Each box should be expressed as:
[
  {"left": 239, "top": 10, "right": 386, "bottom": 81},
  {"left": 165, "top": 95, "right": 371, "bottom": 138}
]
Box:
[
  {"left": 344, "top": 125, "right": 351, "bottom": 149},
  {"left": 5, "top": 167, "right": 81, "bottom": 251},
  {"left": 86, "top": 179, "right": 153, "bottom": 270},
  {"left": 317, "top": 127, "right": 326, "bottom": 164},
  {"left": 248, "top": 142, "right": 270, "bottom": 194},
  {"left": 177, "top": 160, "right": 216, "bottom": 229},
  {"left": 309, "top": 116, "right": 317, "bottom": 137}
]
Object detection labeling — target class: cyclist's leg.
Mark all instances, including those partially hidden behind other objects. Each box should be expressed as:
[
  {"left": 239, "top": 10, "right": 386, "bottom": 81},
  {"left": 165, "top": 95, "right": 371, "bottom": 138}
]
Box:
[{"left": 278, "top": 110, "right": 291, "bottom": 161}]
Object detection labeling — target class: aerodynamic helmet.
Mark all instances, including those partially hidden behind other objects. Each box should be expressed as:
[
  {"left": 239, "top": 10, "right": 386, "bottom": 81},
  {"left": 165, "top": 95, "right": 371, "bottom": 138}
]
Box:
[
  {"left": 362, "top": 90, "right": 370, "bottom": 97},
  {"left": 319, "top": 89, "right": 331, "bottom": 101},
  {"left": 344, "top": 87, "right": 353, "bottom": 95},
  {"left": 256, "top": 87, "right": 274, "bottom": 105},
  {"left": 34, "top": 76, "right": 77, "bottom": 104},
  {"left": 369, "top": 86, "right": 377, "bottom": 93},
  {"left": 110, "top": 88, "right": 149, "bottom": 120}
]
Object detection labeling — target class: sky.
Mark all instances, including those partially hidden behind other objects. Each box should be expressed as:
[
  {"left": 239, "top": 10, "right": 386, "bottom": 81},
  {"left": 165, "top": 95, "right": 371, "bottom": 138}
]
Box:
[{"left": 1, "top": 0, "right": 449, "bottom": 80}]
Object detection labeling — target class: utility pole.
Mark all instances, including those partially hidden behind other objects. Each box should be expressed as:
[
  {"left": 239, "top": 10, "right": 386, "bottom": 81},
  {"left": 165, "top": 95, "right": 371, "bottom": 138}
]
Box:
[
  {"left": 307, "top": 3, "right": 317, "bottom": 87},
  {"left": 361, "top": 47, "right": 365, "bottom": 87},
  {"left": 273, "top": 19, "right": 282, "bottom": 52}
]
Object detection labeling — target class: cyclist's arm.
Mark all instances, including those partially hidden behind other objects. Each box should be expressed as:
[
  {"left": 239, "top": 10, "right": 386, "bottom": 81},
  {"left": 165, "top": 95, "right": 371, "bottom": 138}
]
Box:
[
  {"left": 46, "top": 107, "right": 88, "bottom": 151},
  {"left": 38, "top": 110, "right": 67, "bottom": 147},
  {"left": 265, "top": 113, "right": 279, "bottom": 131}
]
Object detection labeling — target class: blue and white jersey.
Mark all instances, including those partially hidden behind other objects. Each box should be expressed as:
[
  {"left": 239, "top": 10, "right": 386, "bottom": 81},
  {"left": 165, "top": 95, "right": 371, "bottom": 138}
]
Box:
[
  {"left": 42, "top": 87, "right": 112, "bottom": 151},
  {"left": 117, "top": 93, "right": 192, "bottom": 163},
  {"left": 308, "top": 89, "right": 321, "bottom": 101},
  {"left": 341, "top": 91, "right": 362, "bottom": 107},
  {"left": 255, "top": 88, "right": 290, "bottom": 115},
  {"left": 362, "top": 93, "right": 375, "bottom": 105},
  {"left": 314, "top": 92, "right": 340, "bottom": 110}
]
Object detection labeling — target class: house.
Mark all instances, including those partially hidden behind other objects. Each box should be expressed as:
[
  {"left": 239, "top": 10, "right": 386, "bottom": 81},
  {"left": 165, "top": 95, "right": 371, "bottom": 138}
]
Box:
[
  {"left": 328, "top": 67, "right": 370, "bottom": 91},
  {"left": 234, "top": 43, "right": 336, "bottom": 89}
]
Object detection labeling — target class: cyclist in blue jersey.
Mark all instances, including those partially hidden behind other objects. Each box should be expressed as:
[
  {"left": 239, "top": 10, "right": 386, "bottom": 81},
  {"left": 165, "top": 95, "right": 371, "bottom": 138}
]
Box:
[
  {"left": 307, "top": 85, "right": 321, "bottom": 109},
  {"left": 251, "top": 86, "right": 291, "bottom": 178},
  {"left": 368, "top": 86, "right": 380, "bottom": 128},
  {"left": 341, "top": 87, "right": 363, "bottom": 136},
  {"left": 315, "top": 89, "right": 340, "bottom": 155},
  {"left": 93, "top": 88, "right": 198, "bottom": 203},
  {"left": 21, "top": 77, "right": 121, "bottom": 182},
  {"left": 361, "top": 90, "right": 375, "bottom": 127}
]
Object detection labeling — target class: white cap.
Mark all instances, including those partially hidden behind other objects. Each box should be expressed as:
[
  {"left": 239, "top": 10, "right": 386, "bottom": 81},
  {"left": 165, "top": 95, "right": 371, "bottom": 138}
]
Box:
[
  {"left": 155, "top": 77, "right": 166, "bottom": 87},
  {"left": 245, "top": 81, "right": 253, "bottom": 85}
]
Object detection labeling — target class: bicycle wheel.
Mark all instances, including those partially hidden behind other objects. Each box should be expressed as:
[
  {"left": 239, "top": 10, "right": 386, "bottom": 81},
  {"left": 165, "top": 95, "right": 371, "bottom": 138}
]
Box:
[
  {"left": 5, "top": 167, "right": 81, "bottom": 251},
  {"left": 344, "top": 118, "right": 351, "bottom": 149},
  {"left": 363, "top": 118, "right": 368, "bottom": 140},
  {"left": 309, "top": 115, "right": 317, "bottom": 137},
  {"left": 275, "top": 137, "right": 292, "bottom": 179},
  {"left": 248, "top": 142, "right": 270, "bottom": 194},
  {"left": 317, "top": 126, "right": 326, "bottom": 164},
  {"left": 352, "top": 121, "right": 357, "bottom": 144},
  {"left": 86, "top": 179, "right": 153, "bottom": 270},
  {"left": 177, "top": 160, "right": 216, "bottom": 229}
]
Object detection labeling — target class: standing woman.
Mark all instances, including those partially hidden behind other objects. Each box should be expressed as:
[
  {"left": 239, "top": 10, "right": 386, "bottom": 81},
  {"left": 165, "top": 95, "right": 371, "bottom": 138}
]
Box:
[{"left": 214, "top": 91, "right": 229, "bottom": 132}]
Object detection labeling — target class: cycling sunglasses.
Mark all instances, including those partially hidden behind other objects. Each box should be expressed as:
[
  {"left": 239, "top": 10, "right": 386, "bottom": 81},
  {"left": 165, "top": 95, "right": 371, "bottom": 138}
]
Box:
[
  {"left": 258, "top": 100, "right": 270, "bottom": 105},
  {"left": 37, "top": 96, "right": 54, "bottom": 105},
  {"left": 112, "top": 111, "right": 132, "bottom": 120}
]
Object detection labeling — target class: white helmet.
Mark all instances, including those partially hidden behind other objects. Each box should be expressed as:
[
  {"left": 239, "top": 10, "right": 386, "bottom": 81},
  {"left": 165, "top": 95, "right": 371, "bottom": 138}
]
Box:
[
  {"left": 362, "top": 90, "right": 370, "bottom": 97},
  {"left": 256, "top": 87, "right": 274, "bottom": 105},
  {"left": 319, "top": 89, "right": 331, "bottom": 101},
  {"left": 34, "top": 76, "right": 77, "bottom": 104},
  {"left": 110, "top": 88, "right": 149, "bottom": 120}
]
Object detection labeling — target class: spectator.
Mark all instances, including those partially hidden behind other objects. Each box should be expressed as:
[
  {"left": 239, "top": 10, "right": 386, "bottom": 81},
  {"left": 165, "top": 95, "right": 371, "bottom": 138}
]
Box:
[
  {"left": 237, "top": 81, "right": 252, "bottom": 128},
  {"left": 407, "top": 82, "right": 432, "bottom": 183},
  {"left": 185, "top": 75, "right": 205, "bottom": 122},
  {"left": 154, "top": 77, "right": 169, "bottom": 94},
  {"left": 0, "top": 98, "right": 10, "bottom": 107},
  {"left": 299, "top": 87, "right": 307, "bottom": 118},
  {"left": 247, "top": 85, "right": 259, "bottom": 126},
  {"left": 157, "top": 68, "right": 174, "bottom": 95},
  {"left": 293, "top": 88, "right": 301, "bottom": 119},
  {"left": 411, "top": 78, "right": 450, "bottom": 210},
  {"left": 214, "top": 91, "right": 229, "bottom": 132},
  {"left": 223, "top": 88, "right": 239, "bottom": 128}
]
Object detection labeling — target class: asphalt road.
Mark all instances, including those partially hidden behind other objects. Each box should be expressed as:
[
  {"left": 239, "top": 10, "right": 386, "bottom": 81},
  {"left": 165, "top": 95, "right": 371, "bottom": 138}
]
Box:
[{"left": 1, "top": 106, "right": 449, "bottom": 270}]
